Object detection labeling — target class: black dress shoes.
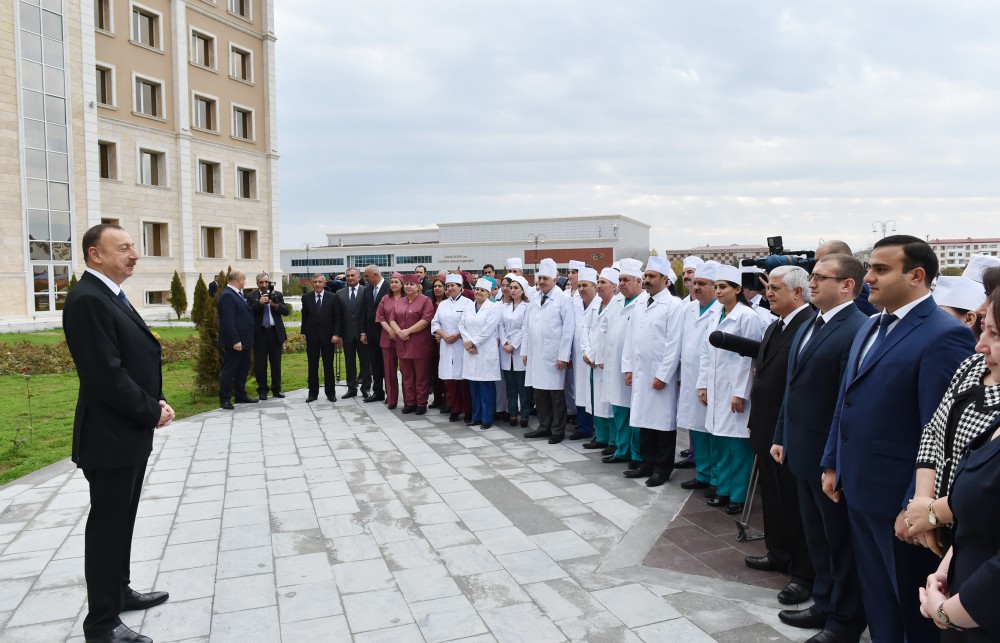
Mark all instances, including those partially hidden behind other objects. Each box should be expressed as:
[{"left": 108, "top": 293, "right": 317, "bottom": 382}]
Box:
[
  {"left": 626, "top": 461, "right": 639, "bottom": 470},
  {"left": 235, "top": 396, "right": 258, "bottom": 403},
  {"left": 519, "top": 418, "right": 529, "bottom": 428},
  {"left": 481, "top": 423, "right": 492, "bottom": 430},
  {"left": 582, "top": 439, "right": 607, "bottom": 450},
  {"left": 402, "top": 406, "right": 417, "bottom": 414},
  {"left": 440, "top": 406, "right": 451, "bottom": 414},
  {"left": 600, "top": 446, "right": 616, "bottom": 456},
  {"left": 623, "top": 467, "right": 652, "bottom": 479},
  {"left": 680, "top": 479, "right": 710, "bottom": 490},
  {"left": 645, "top": 473, "right": 669, "bottom": 487},
  {"left": 122, "top": 589, "right": 169, "bottom": 611},
  {"left": 744, "top": 553, "right": 785, "bottom": 572},
  {"left": 805, "top": 630, "right": 852, "bottom": 643},
  {"left": 778, "top": 605, "right": 826, "bottom": 629},
  {"left": 679, "top": 448, "right": 691, "bottom": 458},
  {"left": 342, "top": 389, "right": 358, "bottom": 399},
  {"left": 777, "top": 581, "right": 813, "bottom": 605},
  {"left": 364, "top": 393, "right": 385, "bottom": 403},
  {"left": 509, "top": 418, "right": 518, "bottom": 427},
  {"left": 674, "top": 458, "right": 694, "bottom": 469},
  {"left": 258, "top": 394, "right": 268, "bottom": 401},
  {"left": 449, "top": 413, "right": 460, "bottom": 422},
  {"left": 548, "top": 435, "right": 564, "bottom": 444},
  {"left": 305, "top": 396, "right": 318, "bottom": 403},
  {"left": 568, "top": 431, "right": 590, "bottom": 441},
  {"left": 725, "top": 502, "right": 745, "bottom": 515},
  {"left": 524, "top": 429, "right": 552, "bottom": 439},
  {"left": 464, "top": 418, "right": 479, "bottom": 426},
  {"left": 326, "top": 396, "right": 337, "bottom": 403},
  {"left": 429, "top": 398, "right": 442, "bottom": 408},
  {"left": 415, "top": 406, "right": 427, "bottom": 415},
  {"left": 272, "top": 392, "right": 285, "bottom": 398},
  {"left": 86, "top": 624, "right": 152, "bottom": 643},
  {"left": 387, "top": 403, "right": 397, "bottom": 410},
  {"left": 706, "top": 494, "right": 730, "bottom": 507},
  {"left": 601, "top": 455, "right": 626, "bottom": 464},
  {"left": 220, "top": 402, "right": 235, "bottom": 410}
]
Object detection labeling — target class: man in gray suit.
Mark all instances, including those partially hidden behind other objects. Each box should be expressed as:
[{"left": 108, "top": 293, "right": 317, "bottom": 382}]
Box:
[{"left": 336, "top": 267, "right": 370, "bottom": 398}]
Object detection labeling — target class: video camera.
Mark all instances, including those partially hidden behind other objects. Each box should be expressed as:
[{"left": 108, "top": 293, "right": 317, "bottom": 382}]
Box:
[{"left": 741, "top": 236, "right": 816, "bottom": 282}]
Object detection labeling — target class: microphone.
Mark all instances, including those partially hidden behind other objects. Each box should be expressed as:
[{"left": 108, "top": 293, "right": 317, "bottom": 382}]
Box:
[{"left": 709, "top": 331, "right": 761, "bottom": 358}]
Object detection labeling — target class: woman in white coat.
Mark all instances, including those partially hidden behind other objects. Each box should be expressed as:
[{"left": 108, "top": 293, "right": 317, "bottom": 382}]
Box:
[
  {"left": 582, "top": 267, "right": 621, "bottom": 451},
  {"left": 459, "top": 278, "right": 502, "bottom": 429},
  {"left": 572, "top": 267, "right": 601, "bottom": 441},
  {"left": 499, "top": 275, "right": 531, "bottom": 428},
  {"left": 697, "top": 264, "right": 764, "bottom": 515},
  {"left": 431, "top": 273, "right": 473, "bottom": 423}
]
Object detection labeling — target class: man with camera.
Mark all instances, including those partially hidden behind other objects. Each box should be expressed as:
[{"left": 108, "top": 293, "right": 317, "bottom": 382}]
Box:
[{"left": 250, "top": 272, "right": 289, "bottom": 401}]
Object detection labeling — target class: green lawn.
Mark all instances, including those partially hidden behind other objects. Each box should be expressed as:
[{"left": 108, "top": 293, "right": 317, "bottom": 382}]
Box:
[{"left": 0, "top": 326, "right": 200, "bottom": 344}]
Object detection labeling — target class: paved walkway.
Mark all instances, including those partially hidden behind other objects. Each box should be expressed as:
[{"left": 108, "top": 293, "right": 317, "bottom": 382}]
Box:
[{"left": 0, "top": 392, "right": 819, "bottom": 642}]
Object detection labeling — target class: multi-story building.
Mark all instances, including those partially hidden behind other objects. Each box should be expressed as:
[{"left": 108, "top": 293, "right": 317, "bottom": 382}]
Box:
[
  {"left": 281, "top": 215, "right": 651, "bottom": 282},
  {"left": 2, "top": 0, "right": 279, "bottom": 321},
  {"left": 664, "top": 244, "right": 769, "bottom": 266},
  {"left": 929, "top": 237, "right": 1000, "bottom": 269}
]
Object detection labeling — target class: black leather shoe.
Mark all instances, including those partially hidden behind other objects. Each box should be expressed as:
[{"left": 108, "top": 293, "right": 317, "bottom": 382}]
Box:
[
  {"left": 235, "top": 396, "right": 258, "bottom": 403},
  {"left": 464, "top": 418, "right": 479, "bottom": 426},
  {"left": 415, "top": 406, "right": 427, "bottom": 415},
  {"left": 601, "top": 446, "right": 616, "bottom": 456},
  {"left": 326, "top": 395, "right": 337, "bottom": 403},
  {"left": 679, "top": 448, "right": 690, "bottom": 458},
  {"left": 272, "top": 392, "right": 285, "bottom": 398},
  {"left": 86, "top": 623, "right": 152, "bottom": 643},
  {"left": 342, "top": 390, "right": 358, "bottom": 398},
  {"left": 744, "top": 553, "right": 785, "bottom": 572},
  {"left": 449, "top": 413, "right": 460, "bottom": 422},
  {"left": 623, "top": 467, "right": 652, "bottom": 478},
  {"left": 387, "top": 403, "right": 397, "bottom": 410},
  {"left": 777, "top": 582, "right": 813, "bottom": 605},
  {"left": 305, "top": 396, "right": 318, "bottom": 403},
  {"left": 601, "top": 455, "right": 626, "bottom": 463},
  {"left": 519, "top": 418, "right": 529, "bottom": 428},
  {"left": 258, "top": 394, "right": 268, "bottom": 401},
  {"left": 402, "top": 406, "right": 417, "bottom": 414},
  {"left": 805, "top": 630, "right": 851, "bottom": 643},
  {"left": 440, "top": 406, "right": 452, "bottom": 414},
  {"left": 524, "top": 429, "right": 552, "bottom": 439},
  {"left": 548, "top": 435, "right": 564, "bottom": 444},
  {"left": 509, "top": 418, "right": 518, "bottom": 427},
  {"left": 627, "top": 461, "right": 640, "bottom": 470},
  {"left": 568, "top": 431, "right": 590, "bottom": 441},
  {"left": 481, "top": 423, "right": 492, "bottom": 430},
  {"left": 645, "top": 473, "right": 669, "bottom": 487},
  {"left": 122, "top": 589, "right": 169, "bottom": 611},
  {"left": 220, "top": 402, "right": 235, "bottom": 410},
  {"left": 778, "top": 605, "right": 826, "bottom": 629},
  {"left": 706, "top": 495, "right": 730, "bottom": 507},
  {"left": 429, "top": 399, "right": 442, "bottom": 408},
  {"left": 725, "top": 502, "right": 745, "bottom": 515},
  {"left": 364, "top": 393, "right": 385, "bottom": 403},
  {"left": 582, "top": 440, "right": 607, "bottom": 450},
  {"left": 674, "top": 458, "right": 694, "bottom": 469},
  {"left": 680, "top": 479, "right": 710, "bottom": 490}
]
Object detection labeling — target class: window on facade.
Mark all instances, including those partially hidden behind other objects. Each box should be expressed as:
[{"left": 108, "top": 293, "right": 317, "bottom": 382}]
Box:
[
  {"left": 98, "top": 141, "right": 117, "bottom": 179},
  {"left": 350, "top": 255, "right": 393, "bottom": 268},
  {"left": 191, "top": 31, "right": 214, "bottom": 68},
  {"left": 146, "top": 291, "right": 168, "bottom": 305},
  {"left": 193, "top": 95, "right": 216, "bottom": 130},
  {"left": 230, "top": 45, "right": 252, "bottom": 81},
  {"left": 101, "top": 217, "right": 120, "bottom": 225},
  {"left": 139, "top": 149, "right": 164, "bottom": 186},
  {"left": 229, "top": 0, "right": 250, "bottom": 19},
  {"left": 142, "top": 221, "right": 168, "bottom": 256},
  {"left": 396, "top": 255, "right": 432, "bottom": 265},
  {"left": 292, "top": 258, "right": 344, "bottom": 267},
  {"left": 96, "top": 65, "right": 113, "bottom": 105},
  {"left": 201, "top": 226, "right": 222, "bottom": 258},
  {"left": 131, "top": 7, "right": 159, "bottom": 48},
  {"left": 232, "top": 106, "right": 252, "bottom": 140},
  {"left": 95, "top": 0, "right": 112, "bottom": 31},
  {"left": 239, "top": 229, "right": 258, "bottom": 259},
  {"left": 134, "top": 77, "right": 162, "bottom": 117},
  {"left": 198, "top": 160, "right": 220, "bottom": 194},
  {"left": 236, "top": 167, "right": 255, "bottom": 198}
]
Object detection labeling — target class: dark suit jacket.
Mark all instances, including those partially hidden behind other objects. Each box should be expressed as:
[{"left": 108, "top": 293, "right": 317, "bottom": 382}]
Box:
[
  {"left": 336, "top": 284, "right": 365, "bottom": 342},
  {"left": 301, "top": 289, "right": 340, "bottom": 343},
  {"left": 360, "top": 279, "right": 389, "bottom": 339},
  {"left": 774, "top": 303, "right": 868, "bottom": 481},
  {"left": 218, "top": 286, "right": 255, "bottom": 350},
  {"left": 63, "top": 272, "right": 164, "bottom": 469},
  {"left": 748, "top": 306, "right": 814, "bottom": 455},
  {"left": 249, "top": 289, "right": 289, "bottom": 344},
  {"left": 821, "top": 296, "right": 977, "bottom": 517}
]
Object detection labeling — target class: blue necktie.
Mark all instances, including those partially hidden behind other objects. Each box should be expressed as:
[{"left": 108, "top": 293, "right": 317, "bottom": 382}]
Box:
[
  {"left": 859, "top": 313, "right": 898, "bottom": 371},
  {"left": 117, "top": 290, "right": 132, "bottom": 310}
]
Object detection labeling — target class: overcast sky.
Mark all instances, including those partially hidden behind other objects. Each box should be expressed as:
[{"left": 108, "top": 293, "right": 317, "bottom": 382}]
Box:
[{"left": 274, "top": 1, "right": 1000, "bottom": 255}]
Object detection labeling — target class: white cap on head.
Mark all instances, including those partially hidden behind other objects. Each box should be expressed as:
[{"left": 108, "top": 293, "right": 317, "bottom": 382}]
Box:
[
  {"left": 611, "top": 260, "right": 621, "bottom": 270},
  {"left": 934, "top": 276, "right": 985, "bottom": 311},
  {"left": 715, "top": 265, "right": 741, "bottom": 285},
  {"left": 578, "top": 267, "right": 598, "bottom": 284},
  {"left": 695, "top": 260, "right": 719, "bottom": 282},
  {"left": 599, "top": 267, "right": 620, "bottom": 283},
  {"left": 646, "top": 256, "right": 671, "bottom": 277},
  {"left": 506, "top": 257, "right": 523, "bottom": 270},
  {"left": 568, "top": 260, "right": 586, "bottom": 271},
  {"left": 445, "top": 273, "right": 463, "bottom": 286},
  {"left": 619, "top": 258, "right": 644, "bottom": 279},
  {"left": 963, "top": 254, "right": 1000, "bottom": 284},
  {"left": 509, "top": 275, "right": 531, "bottom": 298},
  {"left": 683, "top": 255, "right": 704, "bottom": 270},
  {"left": 537, "top": 258, "right": 558, "bottom": 278},
  {"left": 475, "top": 278, "right": 493, "bottom": 291}
]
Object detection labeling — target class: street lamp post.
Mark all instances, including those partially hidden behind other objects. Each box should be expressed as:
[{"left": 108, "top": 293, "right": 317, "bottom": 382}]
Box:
[
  {"left": 872, "top": 220, "right": 897, "bottom": 239},
  {"left": 527, "top": 233, "right": 545, "bottom": 278},
  {"left": 302, "top": 242, "right": 313, "bottom": 280}
]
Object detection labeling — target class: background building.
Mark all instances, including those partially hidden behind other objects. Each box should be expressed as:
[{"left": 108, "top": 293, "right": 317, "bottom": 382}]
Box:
[
  {"left": 1, "top": 0, "right": 279, "bottom": 322},
  {"left": 281, "top": 215, "right": 651, "bottom": 282},
  {"left": 929, "top": 237, "right": 1000, "bottom": 269},
  {"left": 664, "top": 244, "right": 769, "bottom": 266}
]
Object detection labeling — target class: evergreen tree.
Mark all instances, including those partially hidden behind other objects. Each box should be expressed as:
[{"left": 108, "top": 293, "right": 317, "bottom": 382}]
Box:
[
  {"left": 66, "top": 273, "right": 78, "bottom": 294},
  {"left": 168, "top": 270, "right": 187, "bottom": 320},
  {"left": 191, "top": 274, "right": 209, "bottom": 327},
  {"left": 194, "top": 270, "right": 226, "bottom": 395}
]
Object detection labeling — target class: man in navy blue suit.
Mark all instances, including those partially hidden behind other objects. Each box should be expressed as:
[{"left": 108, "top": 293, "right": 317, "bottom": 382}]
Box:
[
  {"left": 218, "top": 269, "right": 257, "bottom": 409},
  {"left": 773, "top": 254, "right": 869, "bottom": 643},
  {"left": 822, "top": 236, "right": 976, "bottom": 643}
]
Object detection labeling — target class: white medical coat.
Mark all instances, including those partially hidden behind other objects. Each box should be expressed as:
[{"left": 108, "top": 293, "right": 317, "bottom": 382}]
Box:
[
  {"left": 602, "top": 291, "right": 649, "bottom": 408},
  {"left": 696, "top": 302, "right": 763, "bottom": 438},
  {"left": 430, "top": 296, "right": 472, "bottom": 380},
  {"left": 458, "top": 298, "right": 501, "bottom": 381},
  {"left": 621, "top": 290, "right": 685, "bottom": 431},
  {"left": 522, "top": 286, "right": 574, "bottom": 391}
]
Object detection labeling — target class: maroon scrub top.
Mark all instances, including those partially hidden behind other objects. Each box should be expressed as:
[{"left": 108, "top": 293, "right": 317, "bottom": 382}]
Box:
[{"left": 388, "top": 293, "right": 435, "bottom": 359}]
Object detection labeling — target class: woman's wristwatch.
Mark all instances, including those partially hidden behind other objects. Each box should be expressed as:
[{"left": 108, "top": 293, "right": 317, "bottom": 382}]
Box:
[
  {"left": 937, "top": 602, "right": 962, "bottom": 630},
  {"left": 928, "top": 500, "right": 939, "bottom": 527}
]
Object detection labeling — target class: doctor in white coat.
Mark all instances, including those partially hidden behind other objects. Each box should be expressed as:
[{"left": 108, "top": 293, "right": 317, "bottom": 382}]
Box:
[
  {"left": 499, "top": 274, "right": 531, "bottom": 428},
  {"left": 570, "top": 267, "right": 600, "bottom": 441},
  {"left": 582, "top": 267, "right": 621, "bottom": 451},
  {"left": 697, "top": 264, "right": 764, "bottom": 515},
  {"left": 431, "top": 273, "right": 473, "bottom": 423},
  {"left": 621, "top": 256, "right": 686, "bottom": 486},
  {"left": 459, "top": 278, "right": 502, "bottom": 429},
  {"left": 522, "top": 258, "right": 575, "bottom": 444}
]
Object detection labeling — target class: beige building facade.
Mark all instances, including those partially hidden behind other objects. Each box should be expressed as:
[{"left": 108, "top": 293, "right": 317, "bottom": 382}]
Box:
[{"left": 2, "top": 0, "right": 279, "bottom": 321}]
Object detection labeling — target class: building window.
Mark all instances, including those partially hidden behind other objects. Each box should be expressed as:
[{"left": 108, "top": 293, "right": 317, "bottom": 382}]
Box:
[
  {"left": 236, "top": 166, "right": 256, "bottom": 199},
  {"left": 292, "top": 258, "right": 344, "bottom": 267},
  {"left": 98, "top": 140, "right": 117, "bottom": 179},
  {"left": 142, "top": 221, "right": 168, "bottom": 256},
  {"left": 230, "top": 44, "right": 253, "bottom": 82},
  {"left": 228, "top": 0, "right": 251, "bottom": 20},
  {"left": 201, "top": 226, "right": 222, "bottom": 258},
  {"left": 396, "top": 255, "right": 433, "bottom": 265},
  {"left": 232, "top": 105, "right": 253, "bottom": 140},
  {"left": 134, "top": 76, "right": 162, "bottom": 117},
  {"left": 192, "top": 94, "right": 217, "bottom": 131},
  {"left": 191, "top": 30, "right": 215, "bottom": 68},
  {"left": 145, "top": 291, "right": 168, "bottom": 305},
  {"left": 138, "top": 148, "right": 165, "bottom": 186},
  {"left": 198, "top": 160, "right": 220, "bottom": 194},
  {"left": 95, "top": 0, "right": 113, "bottom": 32},
  {"left": 101, "top": 217, "right": 120, "bottom": 225},
  {"left": 96, "top": 64, "right": 114, "bottom": 106},
  {"left": 239, "top": 229, "right": 258, "bottom": 259},
  {"left": 349, "top": 254, "right": 393, "bottom": 268},
  {"left": 131, "top": 5, "right": 160, "bottom": 49}
]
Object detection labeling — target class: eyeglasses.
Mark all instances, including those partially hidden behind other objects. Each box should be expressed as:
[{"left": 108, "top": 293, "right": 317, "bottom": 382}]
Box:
[{"left": 808, "top": 273, "right": 848, "bottom": 283}]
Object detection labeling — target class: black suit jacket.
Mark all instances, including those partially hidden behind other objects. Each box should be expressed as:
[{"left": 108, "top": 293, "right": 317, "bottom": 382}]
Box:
[
  {"left": 249, "top": 289, "right": 289, "bottom": 344},
  {"left": 301, "top": 290, "right": 340, "bottom": 343},
  {"left": 748, "top": 306, "right": 814, "bottom": 455},
  {"left": 218, "top": 286, "right": 255, "bottom": 350},
  {"left": 63, "top": 272, "right": 164, "bottom": 469},
  {"left": 360, "top": 279, "right": 389, "bottom": 339},
  {"left": 774, "top": 303, "right": 868, "bottom": 480},
  {"left": 336, "top": 284, "right": 365, "bottom": 342}
]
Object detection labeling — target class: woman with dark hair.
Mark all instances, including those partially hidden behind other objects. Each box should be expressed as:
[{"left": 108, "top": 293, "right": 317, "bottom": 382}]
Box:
[
  {"left": 918, "top": 289, "right": 1000, "bottom": 640},
  {"left": 428, "top": 276, "right": 448, "bottom": 410},
  {"left": 431, "top": 274, "right": 473, "bottom": 422},
  {"left": 389, "top": 274, "right": 435, "bottom": 414},
  {"left": 375, "top": 273, "right": 404, "bottom": 409},
  {"left": 697, "top": 264, "right": 764, "bottom": 515},
  {"left": 499, "top": 275, "right": 531, "bottom": 427},
  {"left": 459, "top": 278, "right": 502, "bottom": 429}
]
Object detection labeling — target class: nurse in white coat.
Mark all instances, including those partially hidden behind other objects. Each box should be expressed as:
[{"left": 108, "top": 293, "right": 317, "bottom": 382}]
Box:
[
  {"left": 459, "top": 278, "right": 502, "bottom": 429},
  {"left": 621, "top": 256, "right": 686, "bottom": 486},
  {"left": 571, "top": 267, "right": 600, "bottom": 441},
  {"left": 522, "top": 258, "right": 575, "bottom": 443},
  {"left": 697, "top": 264, "right": 764, "bottom": 515},
  {"left": 499, "top": 274, "right": 531, "bottom": 428},
  {"left": 431, "top": 274, "right": 473, "bottom": 422},
  {"left": 582, "top": 267, "right": 620, "bottom": 451}
]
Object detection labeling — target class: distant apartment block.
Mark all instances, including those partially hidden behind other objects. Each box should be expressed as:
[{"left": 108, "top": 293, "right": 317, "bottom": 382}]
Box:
[
  {"left": 928, "top": 237, "right": 1000, "bottom": 269},
  {"left": 664, "top": 244, "right": 769, "bottom": 266}
]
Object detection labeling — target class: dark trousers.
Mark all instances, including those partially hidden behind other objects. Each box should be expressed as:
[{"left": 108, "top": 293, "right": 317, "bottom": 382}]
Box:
[
  {"left": 82, "top": 463, "right": 145, "bottom": 637},
  {"left": 398, "top": 357, "right": 431, "bottom": 407},
  {"left": 638, "top": 428, "right": 677, "bottom": 476},
  {"left": 253, "top": 327, "right": 283, "bottom": 395},
  {"left": 502, "top": 369, "right": 530, "bottom": 419},
  {"left": 758, "top": 452, "right": 814, "bottom": 584},
  {"left": 575, "top": 406, "right": 594, "bottom": 437},
  {"left": 382, "top": 346, "right": 399, "bottom": 406},
  {"left": 535, "top": 388, "right": 567, "bottom": 437},
  {"left": 367, "top": 331, "right": 385, "bottom": 396},
  {"left": 220, "top": 346, "right": 251, "bottom": 402},
  {"left": 342, "top": 338, "right": 371, "bottom": 394},
  {"left": 469, "top": 380, "right": 496, "bottom": 423},
  {"left": 306, "top": 338, "right": 336, "bottom": 398},
  {"left": 797, "top": 475, "right": 867, "bottom": 639},
  {"left": 444, "top": 379, "right": 472, "bottom": 417}
]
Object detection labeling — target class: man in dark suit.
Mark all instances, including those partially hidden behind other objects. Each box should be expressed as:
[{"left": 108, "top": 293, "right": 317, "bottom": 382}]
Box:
[
  {"left": 335, "top": 267, "right": 369, "bottom": 398},
  {"left": 822, "top": 236, "right": 976, "bottom": 643},
  {"left": 772, "top": 254, "right": 869, "bottom": 643},
  {"left": 63, "top": 224, "right": 172, "bottom": 643},
  {"left": 249, "top": 272, "right": 289, "bottom": 400},
  {"left": 360, "top": 264, "right": 388, "bottom": 402},
  {"left": 301, "top": 273, "right": 341, "bottom": 402},
  {"left": 218, "top": 269, "right": 257, "bottom": 409},
  {"left": 744, "top": 266, "right": 816, "bottom": 605}
]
